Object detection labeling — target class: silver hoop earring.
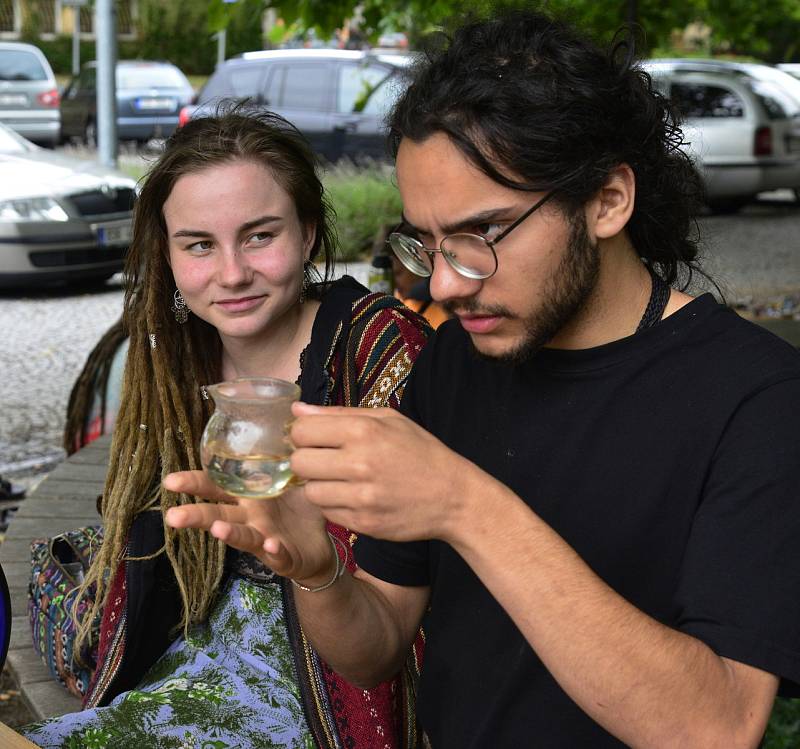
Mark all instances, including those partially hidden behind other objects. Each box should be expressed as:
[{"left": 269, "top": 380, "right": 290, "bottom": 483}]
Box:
[{"left": 172, "top": 288, "right": 189, "bottom": 324}]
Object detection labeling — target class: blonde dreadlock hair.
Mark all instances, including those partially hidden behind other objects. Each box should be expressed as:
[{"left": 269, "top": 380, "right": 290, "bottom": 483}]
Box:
[{"left": 74, "top": 106, "right": 337, "bottom": 653}]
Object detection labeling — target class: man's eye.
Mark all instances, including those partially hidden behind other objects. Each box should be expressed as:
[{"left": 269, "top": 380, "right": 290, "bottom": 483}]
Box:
[{"left": 475, "top": 223, "right": 503, "bottom": 239}]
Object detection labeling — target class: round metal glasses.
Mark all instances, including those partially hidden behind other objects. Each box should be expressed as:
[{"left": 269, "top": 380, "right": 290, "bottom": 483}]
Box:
[{"left": 388, "top": 191, "right": 554, "bottom": 280}]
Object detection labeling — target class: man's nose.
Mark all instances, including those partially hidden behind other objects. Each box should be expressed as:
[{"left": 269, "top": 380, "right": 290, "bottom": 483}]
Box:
[{"left": 428, "top": 253, "right": 482, "bottom": 304}]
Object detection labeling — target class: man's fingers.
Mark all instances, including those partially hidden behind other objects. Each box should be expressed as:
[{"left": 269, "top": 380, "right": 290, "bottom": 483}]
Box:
[
  {"left": 291, "top": 448, "right": 354, "bottom": 480},
  {"left": 291, "top": 408, "right": 397, "bottom": 448},
  {"left": 163, "top": 470, "right": 235, "bottom": 503}
]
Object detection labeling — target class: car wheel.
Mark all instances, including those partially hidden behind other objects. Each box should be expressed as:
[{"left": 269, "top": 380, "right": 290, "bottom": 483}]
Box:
[
  {"left": 707, "top": 197, "right": 750, "bottom": 215},
  {"left": 84, "top": 120, "right": 97, "bottom": 149}
]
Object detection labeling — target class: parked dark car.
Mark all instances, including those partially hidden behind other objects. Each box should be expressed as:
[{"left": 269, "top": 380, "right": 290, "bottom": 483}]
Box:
[
  {"left": 60, "top": 60, "right": 194, "bottom": 145},
  {"left": 0, "top": 122, "right": 136, "bottom": 287},
  {"left": 0, "top": 41, "right": 60, "bottom": 147},
  {"left": 181, "top": 49, "right": 412, "bottom": 162}
]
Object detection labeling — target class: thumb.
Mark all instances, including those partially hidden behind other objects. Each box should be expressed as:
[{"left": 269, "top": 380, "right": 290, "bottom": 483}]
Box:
[{"left": 261, "top": 535, "right": 296, "bottom": 577}]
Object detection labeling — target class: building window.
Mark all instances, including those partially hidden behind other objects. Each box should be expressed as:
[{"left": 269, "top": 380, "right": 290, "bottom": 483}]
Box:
[
  {"left": 29, "top": 0, "right": 56, "bottom": 35},
  {"left": 117, "top": 0, "right": 133, "bottom": 35},
  {"left": 0, "top": 0, "right": 18, "bottom": 34},
  {"left": 79, "top": 4, "right": 92, "bottom": 33}
]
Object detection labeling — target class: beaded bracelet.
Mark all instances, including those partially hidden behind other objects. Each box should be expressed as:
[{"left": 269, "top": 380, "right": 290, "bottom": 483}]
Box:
[{"left": 290, "top": 532, "right": 348, "bottom": 593}]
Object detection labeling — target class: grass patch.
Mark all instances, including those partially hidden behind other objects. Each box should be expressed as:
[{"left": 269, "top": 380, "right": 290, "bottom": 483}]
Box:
[
  {"left": 323, "top": 161, "right": 402, "bottom": 262},
  {"left": 765, "top": 697, "right": 800, "bottom": 748}
]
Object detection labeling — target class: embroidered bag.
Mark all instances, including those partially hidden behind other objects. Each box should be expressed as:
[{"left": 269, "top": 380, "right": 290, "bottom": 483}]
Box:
[{"left": 28, "top": 525, "right": 104, "bottom": 698}]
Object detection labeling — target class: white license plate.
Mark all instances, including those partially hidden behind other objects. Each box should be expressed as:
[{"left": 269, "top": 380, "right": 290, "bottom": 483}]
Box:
[
  {"left": 94, "top": 222, "right": 132, "bottom": 247},
  {"left": 135, "top": 97, "right": 175, "bottom": 111},
  {"left": 0, "top": 93, "right": 28, "bottom": 106}
]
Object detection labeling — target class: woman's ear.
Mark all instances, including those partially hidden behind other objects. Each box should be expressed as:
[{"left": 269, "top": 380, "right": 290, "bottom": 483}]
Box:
[
  {"left": 588, "top": 164, "right": 636, "bottom": 240},
  {"left": 303, "top": 223, "right": 317, "bottom": 262}
]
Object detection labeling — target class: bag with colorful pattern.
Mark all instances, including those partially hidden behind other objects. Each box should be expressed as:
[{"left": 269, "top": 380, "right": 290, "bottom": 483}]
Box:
[{"left": 28, "top": 525, "right": 104, "bottom": 698}]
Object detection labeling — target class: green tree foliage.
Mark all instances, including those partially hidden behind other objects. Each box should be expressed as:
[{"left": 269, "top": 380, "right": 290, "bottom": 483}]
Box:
[
  {"left": 704, "top": 0, "right": 800, "bottom": 61},
  {"left": 134, "top": 0, "right": 263, "bottom": 74},
  {"left": 253, "top": 0, "right": 800, "bottom": 62}
]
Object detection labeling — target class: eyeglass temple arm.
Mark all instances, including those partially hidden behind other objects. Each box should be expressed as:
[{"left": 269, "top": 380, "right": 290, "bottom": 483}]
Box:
[{"left": 489, "top": 191, "right": 556, "bottom": 247}]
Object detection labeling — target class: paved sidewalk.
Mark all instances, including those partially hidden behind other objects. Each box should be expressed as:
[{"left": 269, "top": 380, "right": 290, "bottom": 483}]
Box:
[{"left": 1, "top": 436, "right": 108, "bottom": 722}]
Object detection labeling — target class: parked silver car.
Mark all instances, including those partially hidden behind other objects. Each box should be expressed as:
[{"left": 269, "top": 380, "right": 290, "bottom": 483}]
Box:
[
  {"left": 644, "top": 60, "right": 800, "bottom": 212},
  {"left": 0, "top": 123, "right": 136, "bottom": 287},
  {"left": 0, "top": 41, "right": 60, "bottom": 147}
]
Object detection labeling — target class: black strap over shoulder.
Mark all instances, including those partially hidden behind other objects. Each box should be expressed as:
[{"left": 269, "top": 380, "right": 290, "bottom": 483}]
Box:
[{"left": 298, "top": 275, "right": 371, "bottom": 407}]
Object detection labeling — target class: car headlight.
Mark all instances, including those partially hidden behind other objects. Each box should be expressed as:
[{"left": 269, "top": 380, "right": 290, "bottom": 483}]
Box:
[{"left": 0, "top": 197, "right": 69, "bottom": 222}]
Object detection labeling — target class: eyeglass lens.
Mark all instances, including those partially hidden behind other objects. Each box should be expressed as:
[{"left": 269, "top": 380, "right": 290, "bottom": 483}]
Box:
[{"left": 388, "top": 233, "right": 497, "bottom": 280}]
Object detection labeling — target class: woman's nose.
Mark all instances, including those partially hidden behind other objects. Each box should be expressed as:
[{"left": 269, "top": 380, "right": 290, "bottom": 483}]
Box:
[{"left": 218, "top": 249, "right": 252, "bottom": 287}]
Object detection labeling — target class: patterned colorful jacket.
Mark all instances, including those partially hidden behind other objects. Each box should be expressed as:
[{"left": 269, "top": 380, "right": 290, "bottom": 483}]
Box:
[{"left": 82, "top": 276, "right": 430, "bottom": 749}]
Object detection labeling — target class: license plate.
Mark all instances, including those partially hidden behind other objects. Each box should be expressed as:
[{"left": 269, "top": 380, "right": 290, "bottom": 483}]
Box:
[
  {"left": 135, "top": 97, "right": 176, "bottom": 111},
  {"left": 93, "top": 222, "right": 132, "bottom": 247},
  {"left": 0, "top": 93, "right": 28, "bottom": 107}
]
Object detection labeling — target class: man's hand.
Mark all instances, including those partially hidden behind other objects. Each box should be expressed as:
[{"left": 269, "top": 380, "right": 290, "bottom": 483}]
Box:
[
  {"left": 290, "top": 401, "right": 493, "bottom": 544},
  {"left": 163, "top": 471, "right": 334, "bottom": 585}
]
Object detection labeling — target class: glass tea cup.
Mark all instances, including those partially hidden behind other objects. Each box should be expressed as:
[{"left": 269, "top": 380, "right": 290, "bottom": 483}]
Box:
[{"left": 200, "top": 377, "right": 301, "bottom": 499}]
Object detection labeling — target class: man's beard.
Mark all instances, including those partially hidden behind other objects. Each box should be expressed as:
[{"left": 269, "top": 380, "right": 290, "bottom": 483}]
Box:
[{"left": 446, "top": 212, "right": 601, "bottom": 364}]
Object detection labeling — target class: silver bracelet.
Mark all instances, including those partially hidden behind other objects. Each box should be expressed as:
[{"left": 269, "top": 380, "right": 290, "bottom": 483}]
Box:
[{"left": 290, "top": 532, "right": 348, "bottom": 593}]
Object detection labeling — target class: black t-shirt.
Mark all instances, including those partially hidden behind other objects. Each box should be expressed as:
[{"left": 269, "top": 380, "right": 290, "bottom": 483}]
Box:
[{"left": 355, "top": 294, "right": 800, "bottom": 748}]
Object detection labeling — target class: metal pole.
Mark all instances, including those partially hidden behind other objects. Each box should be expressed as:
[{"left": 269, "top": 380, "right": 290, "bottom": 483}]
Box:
[
  {"left": 72, "top": 7, "right": 80, "bottom": 76},
  {"left": 627, "top": 0, "right": 638, "bottom": 26},
  {"left": 95, "top": 0, "right": 118, "bottom": 167},
  {"left": 217, "top": 29, "right": 227, "bottom": 68}
]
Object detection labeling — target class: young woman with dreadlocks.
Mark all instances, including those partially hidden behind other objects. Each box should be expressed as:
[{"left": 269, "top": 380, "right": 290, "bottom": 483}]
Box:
[{"left": 23, "top": 109, "right": 429, "bottom": 749}]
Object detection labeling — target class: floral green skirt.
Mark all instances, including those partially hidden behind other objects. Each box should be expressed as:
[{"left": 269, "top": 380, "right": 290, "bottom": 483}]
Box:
[{"left": 22, "top": 576, "right": 313, "bottom": 749}]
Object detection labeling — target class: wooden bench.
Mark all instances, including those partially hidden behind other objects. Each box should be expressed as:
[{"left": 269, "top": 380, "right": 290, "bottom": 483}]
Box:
[{"left": 1, "top": 435, "right": 108, "bottom": 722}]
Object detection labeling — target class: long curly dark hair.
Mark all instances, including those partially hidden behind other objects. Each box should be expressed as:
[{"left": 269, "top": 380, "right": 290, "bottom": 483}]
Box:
[{"left": 389, "top": 10, "right": 706, "bottom": 288}]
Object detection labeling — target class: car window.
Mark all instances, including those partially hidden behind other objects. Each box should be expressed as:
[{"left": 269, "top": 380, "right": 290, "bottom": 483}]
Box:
[
  {"left": 227, "top": 65, "right": 265, "bottom": 98},
  {"left": 0, "top": 50, "right": 48, "bottom": 81},
  {"left": 670, "top": 82, "right": 745, "bottom": 118},
  {"left": 117, "top": 65, "right": 188, "bottom": 90},
  {"left": 338, "top": 63, "right": 398, "bottom": 115},
  {"left": 262, "top": 66, "right": 284, "bottom": 105},
  {"left": 748, "top": 80, "right": 797, "bottom": 119},
  {"left": 279, "top": 63, "right": 330, "bottom": 110},
  {"left": 199, "top": 64, "right": 263, "bottom": 102}
]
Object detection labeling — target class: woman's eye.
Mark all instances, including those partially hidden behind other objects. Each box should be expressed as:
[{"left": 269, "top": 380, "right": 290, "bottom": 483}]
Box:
[
  {"left": 187, "top": 239, "right": 213, "bottom": 252},
  {"left": 247, "top": 232, "right": 273, "bottom": 245}
]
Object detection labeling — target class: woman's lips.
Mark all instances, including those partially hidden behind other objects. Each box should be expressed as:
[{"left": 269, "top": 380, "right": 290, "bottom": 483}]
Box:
[
  {"left": 214, "top": 295, "right": 265, "bottom": 313},
  {"left": 457, "top": 314, "right": 502, "bottom": 334}
]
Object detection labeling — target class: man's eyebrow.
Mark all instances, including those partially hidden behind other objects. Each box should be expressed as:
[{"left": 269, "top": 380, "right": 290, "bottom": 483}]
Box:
[
  {"left": 399, "top": 207, "right": 516, "bottom": 236},
  {"left": 171, "top": 214, "right": 282, "bottom": 239}
]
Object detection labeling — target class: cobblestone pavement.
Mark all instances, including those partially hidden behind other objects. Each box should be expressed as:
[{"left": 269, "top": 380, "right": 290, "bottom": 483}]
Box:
[{"left": 0, "top": 280, "right": 125, "bottom": 490}]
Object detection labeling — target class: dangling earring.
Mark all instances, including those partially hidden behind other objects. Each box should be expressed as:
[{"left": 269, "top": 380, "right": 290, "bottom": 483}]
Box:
[
  {"left": 299, "top": 261, "right": 312, "bottom": 304},
  {"left": 171, "top": 288, "right": 189, "bottom": 324}
]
